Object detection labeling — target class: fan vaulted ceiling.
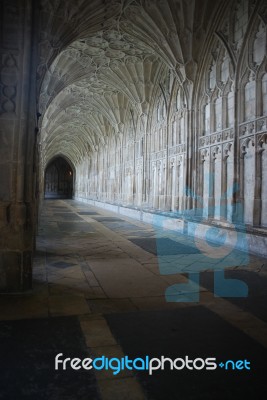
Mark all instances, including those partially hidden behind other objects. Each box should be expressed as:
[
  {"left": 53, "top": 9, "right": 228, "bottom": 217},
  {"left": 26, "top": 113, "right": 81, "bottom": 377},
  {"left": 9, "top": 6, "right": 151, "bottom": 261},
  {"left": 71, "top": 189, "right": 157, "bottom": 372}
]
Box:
[{"left": 38, "top": 0, "right": 219, "bottom": 167}]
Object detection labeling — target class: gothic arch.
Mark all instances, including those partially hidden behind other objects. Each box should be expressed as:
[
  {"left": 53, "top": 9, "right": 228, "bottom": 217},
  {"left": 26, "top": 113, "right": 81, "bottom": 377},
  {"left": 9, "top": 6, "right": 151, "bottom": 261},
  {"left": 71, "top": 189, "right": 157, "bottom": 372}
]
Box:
[{"left": 44, "top": 155, "right": 75, "bottom": 199}]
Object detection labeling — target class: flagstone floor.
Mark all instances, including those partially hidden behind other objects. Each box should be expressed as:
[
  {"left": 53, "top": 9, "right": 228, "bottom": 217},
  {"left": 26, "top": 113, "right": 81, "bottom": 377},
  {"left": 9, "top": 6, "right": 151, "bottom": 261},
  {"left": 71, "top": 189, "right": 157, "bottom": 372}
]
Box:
[{"left": 0, "top": 199, "right": 267, "bottom": 400}]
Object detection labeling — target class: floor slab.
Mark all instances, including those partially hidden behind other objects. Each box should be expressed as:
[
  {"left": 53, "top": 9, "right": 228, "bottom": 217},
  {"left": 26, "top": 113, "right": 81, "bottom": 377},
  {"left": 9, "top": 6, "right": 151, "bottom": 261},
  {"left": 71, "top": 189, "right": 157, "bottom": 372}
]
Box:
[{"left": 1, "top": 199, "right": 267, "bottom": 399}]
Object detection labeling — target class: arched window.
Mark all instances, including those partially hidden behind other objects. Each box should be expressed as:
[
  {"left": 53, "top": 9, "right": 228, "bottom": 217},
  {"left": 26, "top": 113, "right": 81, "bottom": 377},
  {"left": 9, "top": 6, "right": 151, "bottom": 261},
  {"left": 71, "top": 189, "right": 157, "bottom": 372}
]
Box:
[
  {"left": 162, "top": 101, "right": 166, "bottom": 120},
  {"left": 208, "top": 62, "right": 216, "bottom": 91},
  {"left": 171, "top": 119, "right": 176, "bottom": 146},
  {"left": 176, "top": 89, "right": 180, "bottom": 110},
  {"left": 253, "top": 20, "right": 266, "bottom": 66},
  {"left": 227, "top": 89, "right": 234, "bottom": 127},
  {"left": 244, "top": 76, "right": 256, "bottom": 121},
  {"left": 204, "top": 103, "right": 210, "bottom": 135},
  {"left": 157, "top": 103, "right": 161, "bottom": 122},
  {"left": 215, "top": 97, "right": 222, "bottom": 131},
  {"left": 262, "top": 73, "right": 267, "bottom": 116},
  {"left": 221, "top": 55, "right": 230, "bottom": 83}
]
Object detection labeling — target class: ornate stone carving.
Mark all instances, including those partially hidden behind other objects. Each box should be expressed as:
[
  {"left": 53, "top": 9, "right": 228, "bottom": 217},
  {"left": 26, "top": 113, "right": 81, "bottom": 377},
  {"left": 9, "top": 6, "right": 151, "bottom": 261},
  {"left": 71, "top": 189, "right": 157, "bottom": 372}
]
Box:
[{"left": 0, "top": 53, "right": 18, "bottom": 115}]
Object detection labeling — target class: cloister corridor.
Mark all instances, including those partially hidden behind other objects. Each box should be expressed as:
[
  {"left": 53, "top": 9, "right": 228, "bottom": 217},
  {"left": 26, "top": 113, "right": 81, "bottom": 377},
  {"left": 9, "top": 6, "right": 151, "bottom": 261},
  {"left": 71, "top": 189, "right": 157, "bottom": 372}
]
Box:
[{"left": 1, "top": 0, "right": 267, "bottom": 398}]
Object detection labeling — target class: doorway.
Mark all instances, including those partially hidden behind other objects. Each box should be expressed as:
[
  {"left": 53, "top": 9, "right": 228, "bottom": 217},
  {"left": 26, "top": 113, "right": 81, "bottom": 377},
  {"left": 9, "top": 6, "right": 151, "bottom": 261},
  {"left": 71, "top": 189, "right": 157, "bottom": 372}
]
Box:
[{"left": 44, "top": 157, "right": 74, "bottom": 199}]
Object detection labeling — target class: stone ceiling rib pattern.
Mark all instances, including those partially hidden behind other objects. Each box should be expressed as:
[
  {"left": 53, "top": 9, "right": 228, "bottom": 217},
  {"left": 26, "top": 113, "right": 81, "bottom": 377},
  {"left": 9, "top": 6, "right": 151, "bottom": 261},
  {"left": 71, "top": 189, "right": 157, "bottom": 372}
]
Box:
[{"left": 39, "top": 0, "right": 221, "bottom": 167}]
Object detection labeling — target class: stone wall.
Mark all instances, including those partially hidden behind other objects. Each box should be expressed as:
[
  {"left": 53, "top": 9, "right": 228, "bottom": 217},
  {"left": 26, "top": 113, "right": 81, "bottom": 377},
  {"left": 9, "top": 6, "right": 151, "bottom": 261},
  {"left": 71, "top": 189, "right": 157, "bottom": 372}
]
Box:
[{"left": 0, "top": 0, "right": 38, "bottom": 292}]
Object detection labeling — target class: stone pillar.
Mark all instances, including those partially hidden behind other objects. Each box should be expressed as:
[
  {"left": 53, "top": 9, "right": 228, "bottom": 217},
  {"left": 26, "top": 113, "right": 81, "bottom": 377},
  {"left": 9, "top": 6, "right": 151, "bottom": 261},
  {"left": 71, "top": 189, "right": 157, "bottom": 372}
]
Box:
[
  {"left": 253, "top": 144, "right": 264, "bottom": 226},
  {"left": 185, "top": 109, "right": 193, "bottom": 210},
  {"left": 237, "top": 145, "right": 246, "bottom": 224},
  {"left": 0, "top": 0, "right": 37, "bottom": 292},
  {"left": 169, "top": 160, "right": 175, "bottom": 211},
  {"left": 208, "top": 149, "right": 215, "bottom": 218},
  {"left": 220, "top": 149, "right": 229, "bottom": 220},
  {"left": 197, "top": 151, "right": 205, "bottom": 216}
]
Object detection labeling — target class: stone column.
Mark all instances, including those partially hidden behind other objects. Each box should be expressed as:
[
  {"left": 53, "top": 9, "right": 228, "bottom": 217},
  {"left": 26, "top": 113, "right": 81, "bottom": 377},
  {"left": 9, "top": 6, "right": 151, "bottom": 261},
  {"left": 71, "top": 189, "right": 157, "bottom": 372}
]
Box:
[
  {"left": 0, "top": 0, "right": 38, "bottom": 292},
  {"left": 208, "top": 149, "right": 216, "bottom": 218},
  {"left": 220, "top": 148, "right": 229, "bottom": 220},
  {"left": 185, "top": 109, "right": 193, "bottom": 210},
  {"left": 253, "top": 140, "right": 264, "bottom": 226},
  {"left": 197, "top": 151, "right": 205, "bottom": 216},
  {"left": 170, "top": 160, "right": 175, "bottom": 211},
  {"left": 237, "top": 144, "right": 246, "bottom": 224}
]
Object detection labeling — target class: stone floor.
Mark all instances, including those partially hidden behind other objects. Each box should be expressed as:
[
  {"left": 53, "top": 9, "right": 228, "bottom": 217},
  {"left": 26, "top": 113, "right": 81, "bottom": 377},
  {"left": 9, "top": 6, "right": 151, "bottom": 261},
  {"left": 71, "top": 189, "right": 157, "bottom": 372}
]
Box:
[{"left": 1, "top": 199, "right": 267, "bottom": 399}]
